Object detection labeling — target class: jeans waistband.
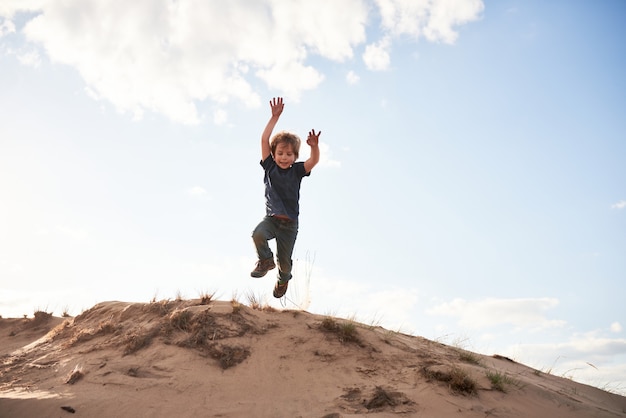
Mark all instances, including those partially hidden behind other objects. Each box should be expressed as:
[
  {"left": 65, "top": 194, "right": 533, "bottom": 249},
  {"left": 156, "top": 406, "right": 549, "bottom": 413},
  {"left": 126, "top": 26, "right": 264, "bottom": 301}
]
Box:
[{"left": 272, "top": 215, "right": 295, "bottom": 223}]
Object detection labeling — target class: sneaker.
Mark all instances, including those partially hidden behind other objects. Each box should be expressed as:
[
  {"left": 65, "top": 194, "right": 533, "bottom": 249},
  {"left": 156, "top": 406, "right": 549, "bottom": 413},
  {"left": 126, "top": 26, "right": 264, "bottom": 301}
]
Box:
[
  {"left": 250, "top": 258, "right": 276, "bottom": 278},
  {"left": 273, "top": 280, "right": 289, "bottom": 298}
]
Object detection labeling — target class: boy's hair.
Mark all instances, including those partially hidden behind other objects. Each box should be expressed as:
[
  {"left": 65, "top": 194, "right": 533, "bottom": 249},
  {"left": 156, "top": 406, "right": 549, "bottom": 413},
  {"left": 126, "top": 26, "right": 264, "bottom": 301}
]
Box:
[{"left": 271, "top": 131, "right": 301, "bottom": 159}]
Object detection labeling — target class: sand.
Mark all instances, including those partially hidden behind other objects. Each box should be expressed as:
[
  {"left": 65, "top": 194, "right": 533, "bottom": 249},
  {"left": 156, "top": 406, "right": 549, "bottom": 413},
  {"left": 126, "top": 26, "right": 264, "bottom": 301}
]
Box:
[{"left": 1, "top": 299, "right": 625, "bottom": 417}]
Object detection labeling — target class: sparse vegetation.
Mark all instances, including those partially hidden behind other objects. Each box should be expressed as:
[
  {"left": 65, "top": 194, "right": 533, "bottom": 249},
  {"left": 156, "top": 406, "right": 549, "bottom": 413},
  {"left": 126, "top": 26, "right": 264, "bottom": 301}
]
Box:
[
  {"left": 209, "top": 344, "right": 250, "bottom": 369},
  {"left": 148, "top": 299, "right": 174, "bottom": 316},
  {"left": 365, "top": 386, "right": 397, "bottom": 410},
  {"left": 320, "top": 317, "right": 361, "bottom": 344},
  {"left": 458, "top": 349, "right": 483, "bottom": 366},
  {"left": 486, "top": 369, "right": 521, "bottom": 392},
  {"left": 123, "top": 327, "right": 159, "bottom": 355},
  {"left": 4, "top": 295, "right": 626, "bottom": 417},
  {"left": 198, "top": 289, "right": 217, "bottom": 305},
  {"left": 245, "top": 291, "right": 263, "bottom": 310},
  {"left": 422, "top": 365, "right": 478, "bottom": 396},
  {"left": 541, "top": 355, "right": 563, "bottom": 375},
  {"left": 367, "top": 313, "right": 384, "bottom": 329},
  {"left": 231, "top": 300, "right": 243, "bottom": 314},
  {"left": 32, "top": 310, "right": 52, "bottom": 325},
  {"left": 449, "top": 367, "right": 477, "bottom": 395},
  {"left": 170, "top": 309, "right": 193, "bottom": 332}
]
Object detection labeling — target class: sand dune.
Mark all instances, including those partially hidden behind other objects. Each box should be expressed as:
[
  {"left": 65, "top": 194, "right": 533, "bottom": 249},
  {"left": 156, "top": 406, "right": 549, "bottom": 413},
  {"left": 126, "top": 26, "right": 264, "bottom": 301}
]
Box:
[{"left": 1, "top": 299, "right": 625, "bottom": 417}]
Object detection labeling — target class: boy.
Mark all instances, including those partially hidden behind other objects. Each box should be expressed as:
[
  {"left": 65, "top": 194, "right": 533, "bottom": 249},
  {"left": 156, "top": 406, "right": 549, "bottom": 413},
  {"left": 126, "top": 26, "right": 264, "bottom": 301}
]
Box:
[{"left": 251, "top": 97, "right": 320, "bottom": 298}]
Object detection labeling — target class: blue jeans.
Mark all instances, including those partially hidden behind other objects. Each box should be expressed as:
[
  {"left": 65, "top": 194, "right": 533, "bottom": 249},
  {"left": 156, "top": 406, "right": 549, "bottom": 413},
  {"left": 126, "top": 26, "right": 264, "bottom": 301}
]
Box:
[{"left": 252, "top": 216, "right": 298, "bottom": 282}]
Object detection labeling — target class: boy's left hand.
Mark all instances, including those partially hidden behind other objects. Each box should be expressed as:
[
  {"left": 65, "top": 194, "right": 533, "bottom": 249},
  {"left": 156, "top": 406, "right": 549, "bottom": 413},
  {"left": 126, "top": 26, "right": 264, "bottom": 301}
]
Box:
[{"left": 307, "top": 129, "right": 321, "bottom": 147}]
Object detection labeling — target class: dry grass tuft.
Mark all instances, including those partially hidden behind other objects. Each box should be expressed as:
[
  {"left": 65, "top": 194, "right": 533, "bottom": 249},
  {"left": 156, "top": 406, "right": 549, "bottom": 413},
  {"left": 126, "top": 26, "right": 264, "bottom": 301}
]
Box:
[
  {"left": 458, "top": 349, "right": 483, "bottom": 366},
  {"left": 147, "top": 299, "right": 175, "bottom": 316},
  {"left": 32, "top": 310, "right": 52, "bottom": 325},
  {"left": 320, "top": 317, "right": 361, "bottom": 344},
  {"left": 422, "top": 365, "right": 478, "bottom": 396},
  {"left": 486, "top": 369, "right": 521, "bottom": 392},
  {"left": 365, "top": 386, "right": 398, "bottom": 410},
  {"left": 169, "top": 310, "right": 193, "bottom": 332},
  {"left": 198, "top": 290, "right": 217, "bottom": 305},
  {"left": 245, "top": 291, "right": 263, "bottom": 310},
  {"left": 123, "top": 327, "right": 159, "bottom": 355},
  {"left": 208, "top": 344, "right": 250, "bottom": 369}
]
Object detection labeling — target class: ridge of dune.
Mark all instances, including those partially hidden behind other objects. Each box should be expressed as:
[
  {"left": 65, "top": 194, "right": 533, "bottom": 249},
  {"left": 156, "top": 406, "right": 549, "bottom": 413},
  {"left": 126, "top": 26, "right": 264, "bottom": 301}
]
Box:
[{"left": 1, "top": 299, "right": 625, "bottom": 417}]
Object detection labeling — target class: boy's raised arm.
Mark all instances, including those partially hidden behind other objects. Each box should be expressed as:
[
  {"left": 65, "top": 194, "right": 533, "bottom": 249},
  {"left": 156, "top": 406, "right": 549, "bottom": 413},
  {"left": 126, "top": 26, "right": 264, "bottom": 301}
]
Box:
[
  {"left": 261, "top": 97, "right": 284, "bottom": 161},
  {"left": 304, "top": 129, "right": 321, "bottom": 174}
]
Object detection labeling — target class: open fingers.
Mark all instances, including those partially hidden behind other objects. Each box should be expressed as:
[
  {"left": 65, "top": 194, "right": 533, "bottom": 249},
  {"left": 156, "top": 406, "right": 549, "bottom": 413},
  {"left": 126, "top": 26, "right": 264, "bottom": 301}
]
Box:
[{"left": 308, "top": 129, "right": 321, "bottom": 139}]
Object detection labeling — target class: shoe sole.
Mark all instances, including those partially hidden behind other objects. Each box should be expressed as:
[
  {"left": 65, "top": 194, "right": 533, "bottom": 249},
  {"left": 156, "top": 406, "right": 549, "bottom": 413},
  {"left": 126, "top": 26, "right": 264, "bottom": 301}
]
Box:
[
  {"left": 273, "top": 283, "right": 288, "bottom": 298},
  {"left": 250, "top": 263, "right": 275, "bottom": 278}
]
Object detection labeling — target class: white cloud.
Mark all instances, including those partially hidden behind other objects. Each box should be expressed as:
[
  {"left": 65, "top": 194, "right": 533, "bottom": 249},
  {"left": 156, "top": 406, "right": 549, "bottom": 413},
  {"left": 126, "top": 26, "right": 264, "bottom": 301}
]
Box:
[
  {"left": 427, "top": 297, "right": 565, "bottom": 330},
  {"left": 611, "top": 322, "right": 623, "bottom": 333},
  {"left": 346, "top": 70, "right": 360, "bottom": 85},
  {"left": 255, "top": 60, "right": 324, "bottom": 101},
  {"left": 1, "top": 0, "right": 482, "bottom": 124},
  {"left": 5, "top": 0, "right": 368, "bottom": 123},
  {"left": 56, "top": 225, "right": 88, "bottom": 241},
  {"left": 363, "top": 37, "right": 391, "bottom": 71},
  {"left": 213, "top": 109, "right": 228, "bottom": 126},
  {"left": 318, "top": 142, "right": 340, "bottom": 168},
  {"left": 423, "top": 0, "right": 485, "bottom": 43},
  {"left": 0, "top": 259, "right": 24, "bottom": 274},
  {"left": 17, "top": 49, "right": 40, "bottom": 67},
  {"left": 306, "top": 272, "right": 419, "bottom": 332},
  {"left": 0, "top": 17, "right": 16, "bottom": 35},
  {"left": 611, "top": 200, "right": 626, "bottom": 210},
  {"left": 365, "top": 0, "right": 483, "bottom": 70},
  {"left": 299, "top": 141, "right": 340, "bottom": 168},
  {"left": 187, "top": 186, "right": 208, "bottom": 200},
  {"left": 504, "top": 337, "right": 626, "bottom": 395},
  {"left": 509, "top": 335, "right": 626, "bottom": 366},
  {"left": 0, "top": 1, "right": 46, "bottom": 18},
  {"left": 375, "top": 0, "right": 484, "bottom": 43}
]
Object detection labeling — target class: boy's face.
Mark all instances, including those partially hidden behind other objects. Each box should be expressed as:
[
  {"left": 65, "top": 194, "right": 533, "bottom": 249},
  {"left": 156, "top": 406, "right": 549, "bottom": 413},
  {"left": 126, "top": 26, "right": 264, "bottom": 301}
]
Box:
[{"left": 273, "top": 142, "right": 296, "bottom": 169}]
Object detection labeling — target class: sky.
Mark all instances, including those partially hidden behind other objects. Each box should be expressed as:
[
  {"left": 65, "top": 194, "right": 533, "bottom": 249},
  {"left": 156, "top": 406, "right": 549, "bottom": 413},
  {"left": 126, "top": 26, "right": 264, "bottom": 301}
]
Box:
[{"left": 1, "top": 0, "right": 625, "bottom": 394}]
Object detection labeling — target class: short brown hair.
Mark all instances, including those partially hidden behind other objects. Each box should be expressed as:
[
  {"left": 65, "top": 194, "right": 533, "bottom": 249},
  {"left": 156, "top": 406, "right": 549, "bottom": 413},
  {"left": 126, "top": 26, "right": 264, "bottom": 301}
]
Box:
[{"left": 271, "top": 131, "right": 301, "bottom": 159}]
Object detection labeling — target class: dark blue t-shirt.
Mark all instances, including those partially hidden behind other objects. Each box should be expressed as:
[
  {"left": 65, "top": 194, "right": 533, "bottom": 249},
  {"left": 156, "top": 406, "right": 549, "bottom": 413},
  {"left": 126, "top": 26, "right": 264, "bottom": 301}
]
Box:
[{"left": 261, "top": 155, "right": 310, "bottom": 221}]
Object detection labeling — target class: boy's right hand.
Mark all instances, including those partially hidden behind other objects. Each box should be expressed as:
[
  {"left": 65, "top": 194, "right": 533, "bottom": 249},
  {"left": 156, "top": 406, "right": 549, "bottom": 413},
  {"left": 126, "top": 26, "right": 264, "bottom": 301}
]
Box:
[{"left": 270, "top": 97, "right": 284, "bottom": 118}]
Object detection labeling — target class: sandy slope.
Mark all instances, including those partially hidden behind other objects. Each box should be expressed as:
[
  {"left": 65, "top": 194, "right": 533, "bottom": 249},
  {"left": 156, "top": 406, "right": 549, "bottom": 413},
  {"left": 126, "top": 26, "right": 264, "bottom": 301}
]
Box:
[{"left": 1, "top": 300, "right": 625, "bottom": 418}]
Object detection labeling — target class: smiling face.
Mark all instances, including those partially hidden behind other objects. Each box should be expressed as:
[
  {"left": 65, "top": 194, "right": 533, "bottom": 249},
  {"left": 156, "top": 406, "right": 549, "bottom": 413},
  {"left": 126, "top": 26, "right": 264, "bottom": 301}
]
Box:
[
  {"left": 273, "top": 142, "right": 296, "bottom": 169},
  {"left": 270, "top": 131, "right": 301, "bottom": 167}
]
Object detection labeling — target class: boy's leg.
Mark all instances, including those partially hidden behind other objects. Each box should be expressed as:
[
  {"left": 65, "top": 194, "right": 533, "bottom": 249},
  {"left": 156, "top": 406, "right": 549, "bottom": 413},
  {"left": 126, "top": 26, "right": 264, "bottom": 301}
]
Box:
[
  {"left": 274, "top": 220, "right": 298, "bottom": 283},
  {"left": 251, "top": 217, "right": 276, "bottom": 277}
]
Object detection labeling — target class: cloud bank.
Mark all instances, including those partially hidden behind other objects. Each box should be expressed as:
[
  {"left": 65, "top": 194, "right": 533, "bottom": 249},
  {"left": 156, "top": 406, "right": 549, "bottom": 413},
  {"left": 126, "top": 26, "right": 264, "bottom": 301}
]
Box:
[
  {"left": 0, "top": 0, "right": 483, "bottom": 124},
  {"left": 428, "top": 297, "right": 566, "bottom": 330}
]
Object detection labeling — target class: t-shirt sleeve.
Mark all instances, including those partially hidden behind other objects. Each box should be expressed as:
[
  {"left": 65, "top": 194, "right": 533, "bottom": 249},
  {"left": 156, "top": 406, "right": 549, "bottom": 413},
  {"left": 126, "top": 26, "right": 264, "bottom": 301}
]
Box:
[
  {"left": 294, "top": 162, "right": 310, "bottom": 178},
  {"left": 260, "top": 155, "right": 274, "bottom": 170}
]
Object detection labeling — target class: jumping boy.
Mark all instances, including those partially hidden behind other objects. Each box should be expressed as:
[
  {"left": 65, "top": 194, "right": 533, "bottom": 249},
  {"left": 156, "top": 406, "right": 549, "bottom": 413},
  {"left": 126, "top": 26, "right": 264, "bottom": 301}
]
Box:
[{"left": 251, "top": 97, "right": 320, "bottom": 298}]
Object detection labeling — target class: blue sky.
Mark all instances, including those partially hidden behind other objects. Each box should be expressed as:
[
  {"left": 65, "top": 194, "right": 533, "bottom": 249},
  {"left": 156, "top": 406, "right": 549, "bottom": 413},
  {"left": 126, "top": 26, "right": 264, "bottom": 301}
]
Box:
[{"left": 1, "top": 0, "right": 625, "bottom": 393}]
